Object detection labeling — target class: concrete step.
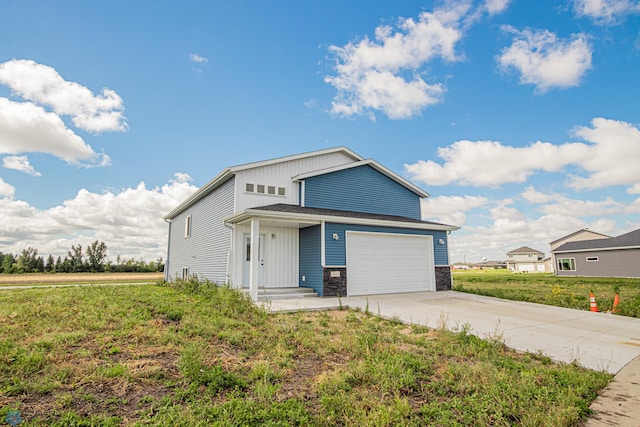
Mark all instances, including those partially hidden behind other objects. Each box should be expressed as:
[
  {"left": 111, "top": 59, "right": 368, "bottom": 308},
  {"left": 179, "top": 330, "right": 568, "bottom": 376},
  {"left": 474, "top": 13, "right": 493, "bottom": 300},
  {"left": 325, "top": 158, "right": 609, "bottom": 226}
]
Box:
[{"left": 243, "top": 287, "right": 319, "bottom": 300}]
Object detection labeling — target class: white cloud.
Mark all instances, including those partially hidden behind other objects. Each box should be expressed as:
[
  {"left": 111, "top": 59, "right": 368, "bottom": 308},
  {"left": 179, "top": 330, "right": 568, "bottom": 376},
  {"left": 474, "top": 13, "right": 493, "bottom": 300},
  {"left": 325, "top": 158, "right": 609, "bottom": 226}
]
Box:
[
  {"left": 568, "top": 118, "right": 640, "bottom": 191},
  {"left": 422, "top": 194, "right": 489, "bottom": 226},
  {"left": 0, "top": 174, "right": 198, "bottom": 260},
  {"left": 573, "top": 0, "right": 640, "bottom": 24},
  {"left": 0, "top": 98, "right": 103, "bottom": 165},
  {"left": 0, "top": 59, "right": 127, "bottom": 133},
  {"left": 0, "top": 177, "right": 15, "bottom": 198},
  {"left": 2, "top": 155, "right": 41, "bottom": 176},
  {"left": 405, "top": 139, "right": 588, "bottom": 187},
  {"left": 406, "top": 118, "right": 640, "bottom": 193},
  {"left": 484, "top": 0, "right": 511, "bottom": 14},
  {"left": 325, "top": 3, "right": 471, "bottom": 120},
  {"left": 189, "top": 53, "right": 208, "bottom": 63},
  {"left": 448, "top": 203, "right": 619, "bottom": 262},
  {"left": 497, "top": 27, "right": 592, "bottom": 93}
]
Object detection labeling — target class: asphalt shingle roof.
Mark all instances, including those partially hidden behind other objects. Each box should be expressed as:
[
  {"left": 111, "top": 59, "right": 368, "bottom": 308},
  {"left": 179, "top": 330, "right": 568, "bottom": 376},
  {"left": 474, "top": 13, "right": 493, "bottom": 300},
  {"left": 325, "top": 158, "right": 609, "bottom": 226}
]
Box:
[
  {"left": 554, "top": 228, "right": 640, "bottom": 252},
  {"left": 250, "top": 203, "right": 453, "bottom": 227}
]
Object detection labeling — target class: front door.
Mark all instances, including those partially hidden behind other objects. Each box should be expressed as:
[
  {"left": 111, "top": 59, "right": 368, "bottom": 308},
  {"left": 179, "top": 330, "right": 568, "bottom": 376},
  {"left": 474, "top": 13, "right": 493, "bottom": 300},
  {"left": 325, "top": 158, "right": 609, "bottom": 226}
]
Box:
[{"left": 243, "top": 234, "right": 264, "bottom": 286}]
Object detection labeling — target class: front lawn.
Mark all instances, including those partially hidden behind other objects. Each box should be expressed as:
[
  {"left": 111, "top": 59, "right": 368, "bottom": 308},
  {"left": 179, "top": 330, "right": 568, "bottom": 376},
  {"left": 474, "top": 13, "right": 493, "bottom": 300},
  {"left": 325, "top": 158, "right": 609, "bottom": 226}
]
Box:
[{"left": 0, "top": 279, "right": 611, "bottom": 425}]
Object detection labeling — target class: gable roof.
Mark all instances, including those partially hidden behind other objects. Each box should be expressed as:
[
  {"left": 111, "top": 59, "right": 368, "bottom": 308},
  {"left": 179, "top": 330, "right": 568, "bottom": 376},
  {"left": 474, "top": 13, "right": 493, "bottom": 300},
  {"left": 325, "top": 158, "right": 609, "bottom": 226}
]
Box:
[
  {"left": 165, "top": 147, "right": 363, "bottom": 220},
  {"left": 553, "top": 228, "right": 640, "bottom": 253},
  {"left": 165, "top": 146, "right": 430, "bottom": 220},
  {"left": 549, "top": 229, "right": 611, "bottom": 246},
  {"left": 292, "top": 159, "right": 430, "bottom": 198},
  {"left": 507, "top": 246, "right": 544, "bottom": 255},
  {"left": 224, "top": 203, "right": 459, "bottom": 231}
]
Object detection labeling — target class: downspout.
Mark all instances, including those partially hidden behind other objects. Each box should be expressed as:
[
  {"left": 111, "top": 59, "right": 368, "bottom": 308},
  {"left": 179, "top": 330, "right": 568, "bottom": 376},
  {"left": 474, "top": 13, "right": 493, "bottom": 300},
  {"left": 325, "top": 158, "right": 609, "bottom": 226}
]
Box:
[
  {"left": 223, "top": 221, "right": 234, "bottom": 286},
  {"left": 164, "top": 218, "right": 172, "bottom": 281}
]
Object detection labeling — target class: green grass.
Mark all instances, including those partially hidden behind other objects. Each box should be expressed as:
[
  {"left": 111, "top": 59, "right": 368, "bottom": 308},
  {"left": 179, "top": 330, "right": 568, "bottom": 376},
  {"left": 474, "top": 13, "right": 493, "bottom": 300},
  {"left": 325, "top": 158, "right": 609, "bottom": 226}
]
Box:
[
  {"left": 0, "top": 278, "right": 611, "bottom": 425},
  {"left": 453, "top": 270, "right": 640, "bottom": 317}
]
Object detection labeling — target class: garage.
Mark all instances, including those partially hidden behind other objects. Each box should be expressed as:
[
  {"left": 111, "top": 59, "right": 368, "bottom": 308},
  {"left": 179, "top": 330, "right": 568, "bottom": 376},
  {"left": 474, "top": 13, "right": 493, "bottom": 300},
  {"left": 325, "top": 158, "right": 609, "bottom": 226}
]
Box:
[{"left": 345, "top": 231, "right": 435, "bottom": 296}]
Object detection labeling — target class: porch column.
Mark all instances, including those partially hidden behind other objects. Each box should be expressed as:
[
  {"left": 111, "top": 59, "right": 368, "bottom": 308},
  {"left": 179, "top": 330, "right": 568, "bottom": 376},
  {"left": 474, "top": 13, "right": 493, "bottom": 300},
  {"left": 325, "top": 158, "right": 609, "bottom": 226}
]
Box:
[{"left": 249, "top": 218, "right": 260, "bottom": 302}]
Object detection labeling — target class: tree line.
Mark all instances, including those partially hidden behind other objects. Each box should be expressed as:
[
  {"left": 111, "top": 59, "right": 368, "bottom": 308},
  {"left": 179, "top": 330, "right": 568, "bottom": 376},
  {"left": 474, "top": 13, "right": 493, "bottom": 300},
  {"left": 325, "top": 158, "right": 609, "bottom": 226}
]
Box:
[{"left": 0, "top": 241, "right": 164, "bottom": 274}]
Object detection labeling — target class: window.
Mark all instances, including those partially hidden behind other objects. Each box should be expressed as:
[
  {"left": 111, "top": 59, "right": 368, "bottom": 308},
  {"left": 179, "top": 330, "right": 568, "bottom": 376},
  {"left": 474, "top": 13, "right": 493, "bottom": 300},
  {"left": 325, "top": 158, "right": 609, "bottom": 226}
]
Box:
[
  {"left": 184, "top": 215, "right": 192, "bottom": 238},
  {"left": 557, "top": 258, "right": 575, "bottom": 271},
  {"left": 586, "top": 256, "right": 599, "bottom": 262},
  {"left": 246, "top": 183, "right": 285, "bottom": 197},
  {"left": 182, "top": 267, "right": 189, "bottom": 279}
]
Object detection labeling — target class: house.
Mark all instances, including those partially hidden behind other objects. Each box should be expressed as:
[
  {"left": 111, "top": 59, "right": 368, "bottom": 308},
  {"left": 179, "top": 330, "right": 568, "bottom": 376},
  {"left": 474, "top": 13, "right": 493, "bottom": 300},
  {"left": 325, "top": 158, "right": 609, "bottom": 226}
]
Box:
[
  {"left": 549, "top": 229, "right": 610, "bottom": 274},
  {"left": 164, "top": 147, "right": 459, "bottom": 300},
  {"left": 505, "top": 246, "right": 546, "bottom": 273},
  {"left": 552, "top": 228, "right": 640, "bottom": 278}
]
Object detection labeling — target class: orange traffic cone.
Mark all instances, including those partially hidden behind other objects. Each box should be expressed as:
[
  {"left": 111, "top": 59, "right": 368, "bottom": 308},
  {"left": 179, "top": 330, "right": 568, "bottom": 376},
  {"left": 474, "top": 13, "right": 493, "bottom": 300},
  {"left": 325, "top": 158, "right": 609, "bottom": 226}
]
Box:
[
  {"left": 589, "top": 292, "right": 599, "bottom": 312},
  {"left": 612, "top": 293, "right": 620, "bottom": 314}
]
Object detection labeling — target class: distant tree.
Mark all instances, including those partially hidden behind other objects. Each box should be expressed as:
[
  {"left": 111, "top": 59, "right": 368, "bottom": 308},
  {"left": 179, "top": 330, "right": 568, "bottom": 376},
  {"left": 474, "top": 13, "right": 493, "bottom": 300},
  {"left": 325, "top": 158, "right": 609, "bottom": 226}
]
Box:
[
  {"left": 16, "top": 247, "right": 39, "bottom": 273},
  {"left": 45, "top": 254, "right": 55, "bottom": 272},
  {"left": 67, "top": 245, "right": 84, "bottom": 272},
  {"left": 55, "top": 256, "right": 62, "bottom": 272},
  {"left": 0, "top": 253, "right": 15, "bottom": 273},
  {"left": 86, "top": 241, "right": 107, "bottom": 272},
  {"left": 35, "top": 256, "right": 45, "bottom": 272}
]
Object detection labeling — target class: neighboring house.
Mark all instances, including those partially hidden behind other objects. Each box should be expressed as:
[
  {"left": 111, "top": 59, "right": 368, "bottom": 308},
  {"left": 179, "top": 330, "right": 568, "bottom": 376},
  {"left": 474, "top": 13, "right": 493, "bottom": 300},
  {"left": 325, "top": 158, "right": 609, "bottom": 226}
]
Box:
[
  {"left": 552, "top": 228, "right": 640, "bottom": 278},
  {"left": 549, "top": 229, "right": 610, "bottom": 274},
  {"left": 164, "top": 147, "right": 459, "bottom": 300},
  {"left": 469, "top": 260, "right": 507, "bottom": 269},
  {"left": 506, "top": 246, "right": 546, "bottom": 273}
]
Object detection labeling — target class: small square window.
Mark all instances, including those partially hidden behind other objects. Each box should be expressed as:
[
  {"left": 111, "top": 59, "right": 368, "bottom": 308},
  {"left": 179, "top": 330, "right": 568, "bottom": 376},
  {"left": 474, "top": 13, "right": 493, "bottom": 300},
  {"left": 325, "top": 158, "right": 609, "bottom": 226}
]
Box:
[
  {"left": 267, "top": 186, "right": 276, "bottom": 195},
  {"left": 278, "top": 187, "right": 286, "bottom": 196},
  {"left": 246, "top": 183, "right": 254, "bottom": 192},
  {"left": 257, "top": 184, "right": 265, "bottom": 193}
]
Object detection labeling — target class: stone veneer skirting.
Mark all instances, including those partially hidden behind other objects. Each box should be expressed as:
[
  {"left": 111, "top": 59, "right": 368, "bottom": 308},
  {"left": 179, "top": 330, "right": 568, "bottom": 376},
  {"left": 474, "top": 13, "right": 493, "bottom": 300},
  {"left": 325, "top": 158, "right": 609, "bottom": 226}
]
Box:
[
  {"left": 323, "top": 267, "right": 347, "bottom": 297},
  {"left": 435, "top": 266, "right": 452, "bottom": 291}
]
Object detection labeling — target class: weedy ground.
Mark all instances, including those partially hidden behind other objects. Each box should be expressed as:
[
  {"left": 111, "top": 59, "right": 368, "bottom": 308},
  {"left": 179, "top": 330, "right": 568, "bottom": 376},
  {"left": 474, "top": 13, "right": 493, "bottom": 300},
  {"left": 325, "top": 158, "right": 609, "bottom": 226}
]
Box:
[
  {"left": 454, "top": 270, "right": 640, "bottom": 318},
  {"left": 1, "top": 278, "right": 611, "bottom": 426}
]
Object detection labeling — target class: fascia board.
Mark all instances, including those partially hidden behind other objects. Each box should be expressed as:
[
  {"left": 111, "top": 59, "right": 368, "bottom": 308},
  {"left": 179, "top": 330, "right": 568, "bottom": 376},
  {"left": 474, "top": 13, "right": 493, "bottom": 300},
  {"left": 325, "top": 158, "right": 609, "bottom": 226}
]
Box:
[
  {"left": 229, "top": 146, "right": 363, "bottom": 173},
  {"left": 224, "top": 209, "right": 459, "bottom": 231},
  {"left": 293, "top": 159, "right": 430, "bottom": 198},
  {"left": 553, "top": 246, "right": 640, "bottom": 254}
]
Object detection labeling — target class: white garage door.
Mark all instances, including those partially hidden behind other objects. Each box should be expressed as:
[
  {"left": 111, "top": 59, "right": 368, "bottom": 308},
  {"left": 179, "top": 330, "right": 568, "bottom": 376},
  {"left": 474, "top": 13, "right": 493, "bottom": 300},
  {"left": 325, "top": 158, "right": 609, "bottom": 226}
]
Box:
[{"left": 346, "top": 231, "right": 435, "bottom": 296}]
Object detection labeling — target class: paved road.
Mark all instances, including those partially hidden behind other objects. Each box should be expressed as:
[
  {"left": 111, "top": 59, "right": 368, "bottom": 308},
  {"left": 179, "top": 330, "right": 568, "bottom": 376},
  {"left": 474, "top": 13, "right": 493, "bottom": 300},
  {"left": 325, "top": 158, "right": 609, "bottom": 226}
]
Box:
[{"left": 264, "top": 291, "right": 640, "bottom": 374}]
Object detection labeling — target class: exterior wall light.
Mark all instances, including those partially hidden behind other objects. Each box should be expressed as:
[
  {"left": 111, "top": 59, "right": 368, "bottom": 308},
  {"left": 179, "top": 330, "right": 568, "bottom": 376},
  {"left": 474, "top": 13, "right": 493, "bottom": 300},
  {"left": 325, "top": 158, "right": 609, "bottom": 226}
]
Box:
[{"left": 332, "top": 233, "right": 339, "bottom": 240}]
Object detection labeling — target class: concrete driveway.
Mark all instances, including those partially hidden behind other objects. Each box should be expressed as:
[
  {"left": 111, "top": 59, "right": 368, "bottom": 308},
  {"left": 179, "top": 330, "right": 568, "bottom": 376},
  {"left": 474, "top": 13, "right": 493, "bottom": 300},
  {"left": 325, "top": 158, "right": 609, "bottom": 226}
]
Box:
[{"left": 264, "top": 291, "right": 640, "bottom": 374}]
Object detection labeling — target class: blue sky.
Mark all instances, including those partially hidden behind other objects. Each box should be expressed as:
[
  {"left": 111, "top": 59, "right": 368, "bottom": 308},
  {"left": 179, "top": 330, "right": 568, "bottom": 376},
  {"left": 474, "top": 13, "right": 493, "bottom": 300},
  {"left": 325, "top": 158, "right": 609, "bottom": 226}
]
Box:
[{"left": 1, "top": 0, "right": 639, "bottom": 263}]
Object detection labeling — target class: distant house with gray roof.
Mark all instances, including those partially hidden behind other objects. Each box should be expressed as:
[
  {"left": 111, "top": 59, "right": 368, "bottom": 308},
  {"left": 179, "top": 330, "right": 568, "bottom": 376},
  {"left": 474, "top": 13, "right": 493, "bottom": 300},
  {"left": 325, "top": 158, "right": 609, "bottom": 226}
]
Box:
[
  {"left": 549, "top": 229, "right": 610, "bottom": 274},
  {"left": 552, "top": 228, "right": 640, "bottom": 278},
  {"left": 506, "top": 246, "right": 546, "bottom": 273}
]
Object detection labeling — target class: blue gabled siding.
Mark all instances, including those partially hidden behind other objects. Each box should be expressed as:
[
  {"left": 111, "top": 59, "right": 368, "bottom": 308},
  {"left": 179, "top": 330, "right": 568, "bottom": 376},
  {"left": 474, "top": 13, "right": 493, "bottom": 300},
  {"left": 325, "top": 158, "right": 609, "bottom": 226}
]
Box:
[
  {"left": 303, "top": 165, "right": 421, "bottom": 219},
  {"left": 325, "top": 223, "right": 449, "bottom": 266},
  {"left": 299, "top": 225, "right": 323, "bottom": 295}
]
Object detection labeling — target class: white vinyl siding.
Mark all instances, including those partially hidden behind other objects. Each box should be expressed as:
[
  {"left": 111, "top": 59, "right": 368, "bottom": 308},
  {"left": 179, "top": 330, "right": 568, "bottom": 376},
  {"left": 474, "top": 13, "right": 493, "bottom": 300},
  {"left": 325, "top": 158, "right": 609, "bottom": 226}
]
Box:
[
  {"left": 233, "top": 225, "right": 299, "bottom": 288},
  {"left": 166, "top": 177, "right": 235, "bottom": 283},
  {"left": 346, "top": 231, "right": 435, "bottom": 296},
  {"left": 234, "top": 151, "right": 355, "bottom": 211}
]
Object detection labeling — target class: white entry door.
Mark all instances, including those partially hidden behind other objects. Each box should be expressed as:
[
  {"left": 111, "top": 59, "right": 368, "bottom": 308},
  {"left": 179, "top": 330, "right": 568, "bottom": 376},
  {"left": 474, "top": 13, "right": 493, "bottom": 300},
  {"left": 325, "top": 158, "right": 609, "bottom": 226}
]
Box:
[
  {"left": 346, "top": 231, "right": 435, "bottom": 296},
  {"left": 243, "top": 234, "right": 264, "bottom": 286}
]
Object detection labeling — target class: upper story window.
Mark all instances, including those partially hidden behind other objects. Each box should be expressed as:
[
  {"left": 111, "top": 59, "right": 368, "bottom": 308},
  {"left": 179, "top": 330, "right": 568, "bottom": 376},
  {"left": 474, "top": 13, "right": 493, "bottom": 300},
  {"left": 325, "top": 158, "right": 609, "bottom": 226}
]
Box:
[
  {"left": 184, "top": 215, "right": 192, "bottom": 238},
  {"left": 245, "top": 182, "right": 286, "bottom": 197}
]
